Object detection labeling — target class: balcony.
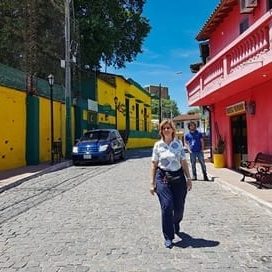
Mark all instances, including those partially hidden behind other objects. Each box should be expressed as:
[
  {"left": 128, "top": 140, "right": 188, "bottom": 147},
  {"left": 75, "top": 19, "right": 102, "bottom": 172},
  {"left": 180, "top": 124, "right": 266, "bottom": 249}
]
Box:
[{"left": 186, "top": 11, "right": 272, "bottom": 106}]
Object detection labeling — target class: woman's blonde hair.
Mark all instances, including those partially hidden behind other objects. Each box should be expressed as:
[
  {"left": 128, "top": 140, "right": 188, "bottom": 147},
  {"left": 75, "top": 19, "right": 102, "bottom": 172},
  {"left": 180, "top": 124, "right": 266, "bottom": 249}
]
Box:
[{"left": 159, "top": 119, "right": 176, "bottom": 140}]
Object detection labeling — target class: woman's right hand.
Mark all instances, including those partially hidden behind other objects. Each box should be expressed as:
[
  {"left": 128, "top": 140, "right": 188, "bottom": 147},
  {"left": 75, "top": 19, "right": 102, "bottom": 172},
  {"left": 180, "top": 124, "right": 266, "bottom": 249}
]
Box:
[
  {"left": 186, "top": 179, "right": 192, "bottom": 191},
  {"left": 150, "top": 185, "right": 156, "bottom": 195}
]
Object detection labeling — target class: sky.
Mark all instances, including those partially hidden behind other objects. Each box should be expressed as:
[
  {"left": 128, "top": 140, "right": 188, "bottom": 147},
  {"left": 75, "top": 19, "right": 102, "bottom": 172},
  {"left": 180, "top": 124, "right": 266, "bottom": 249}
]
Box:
[{"left": 107, "top": 0, "right": 220, "bottom": 113}]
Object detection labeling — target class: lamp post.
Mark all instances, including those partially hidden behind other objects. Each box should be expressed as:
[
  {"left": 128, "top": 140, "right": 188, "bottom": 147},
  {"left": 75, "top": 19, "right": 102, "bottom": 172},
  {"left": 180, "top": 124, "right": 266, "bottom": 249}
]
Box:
[
  {"left": 48, "top": 74, "right": 54, "bottom": 164},
  {"left": 114, "top": 96, "right": 118, "bottom": 129}
]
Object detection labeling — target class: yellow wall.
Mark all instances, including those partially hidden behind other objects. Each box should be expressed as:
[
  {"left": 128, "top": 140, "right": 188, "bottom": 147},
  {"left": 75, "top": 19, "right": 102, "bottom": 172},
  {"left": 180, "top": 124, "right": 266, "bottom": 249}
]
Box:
[
  {"left": 39, "top": 100, "right": 75, "bottom": 161},
  {"left": 39, "top": 97, "right": 67, "bottom": 162},
  {"left": 126, "top": 81, "right": 152, "bottom": 132},
  {"left": 0, "top": 74, "right": 153, "bottom": 171},
  {"left": 0, "top": 84, "right": 75, "bottom": 171},
  {"left": 97, "top": 75, "right": 152, "bottom": 132},
  {"left": 61, "top": 104, "right": 66, "bottom": 155},
  {"left": 39, "top": 97, "right": 51, "bottom": 161},
  {"left": 96, "top": 74, "right": 154, "bottom": 149},
  {"left": 126, "top": 138, "right": 156, "bottom": 149},
  {"left": 71, "top": 106, "right": 75, "bottom": 146},
  {"left": 114, "top": 77, "right": 128, "bottom": 130},
  {"left": 97, "top": 79, "right": 116, "bottom": 126},
  {"left": 54, "top": 102, "right": 63, "bottom": 141},
  {"left": 0, "top": 87, "right": 26, "bottom": 170}
]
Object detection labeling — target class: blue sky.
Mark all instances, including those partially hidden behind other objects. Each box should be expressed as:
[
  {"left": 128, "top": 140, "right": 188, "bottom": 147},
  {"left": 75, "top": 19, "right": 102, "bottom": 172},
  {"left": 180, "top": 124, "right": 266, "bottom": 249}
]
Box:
[{"left": 108, "top": 0, "right": 219, "bottom": 113}]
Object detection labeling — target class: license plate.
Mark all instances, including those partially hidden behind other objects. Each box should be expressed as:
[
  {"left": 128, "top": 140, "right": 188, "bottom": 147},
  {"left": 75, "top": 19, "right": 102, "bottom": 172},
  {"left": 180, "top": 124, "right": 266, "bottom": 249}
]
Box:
[{"left": 83, "top": 154, "right": 92, "bottom": 159}]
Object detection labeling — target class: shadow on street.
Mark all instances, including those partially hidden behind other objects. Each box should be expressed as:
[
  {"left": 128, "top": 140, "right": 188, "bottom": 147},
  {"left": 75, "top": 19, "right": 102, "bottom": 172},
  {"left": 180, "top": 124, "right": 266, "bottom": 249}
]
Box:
[
  {"left": 174, "top": 232, "right": 220, "bottom": 248},
  {"left": 126, "top": 148, "right": 152, "bottom": 159}
]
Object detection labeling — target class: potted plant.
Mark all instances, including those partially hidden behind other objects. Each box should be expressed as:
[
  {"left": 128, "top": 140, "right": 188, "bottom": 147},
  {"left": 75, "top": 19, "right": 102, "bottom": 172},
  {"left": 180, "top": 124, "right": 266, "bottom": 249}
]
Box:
[
  {"left": 213, "top": 136, "right": 225, "bottom": 168},
  {"left": 213, "top": 136, "right": 225, "bottom": 154}
]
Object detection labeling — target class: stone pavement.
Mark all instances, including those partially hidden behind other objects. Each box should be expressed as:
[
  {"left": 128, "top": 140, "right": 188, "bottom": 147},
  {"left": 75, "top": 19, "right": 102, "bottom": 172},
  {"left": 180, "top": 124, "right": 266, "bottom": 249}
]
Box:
[
  {"left": 0, "top": 148, "right": 271, "bottom": 271},
  {"left": 0, "top": 160, "right": 72, "bottom": 194},
  {"left": 0, "top": 150, "right": 271, "bottom": 212}
]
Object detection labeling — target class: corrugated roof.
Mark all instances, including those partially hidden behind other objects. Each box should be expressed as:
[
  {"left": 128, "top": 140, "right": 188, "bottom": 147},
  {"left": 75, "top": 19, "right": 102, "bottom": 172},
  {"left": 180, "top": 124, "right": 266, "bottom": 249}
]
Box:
[{"left": 196, "top": 0, "right": 237, "bottom": 41}]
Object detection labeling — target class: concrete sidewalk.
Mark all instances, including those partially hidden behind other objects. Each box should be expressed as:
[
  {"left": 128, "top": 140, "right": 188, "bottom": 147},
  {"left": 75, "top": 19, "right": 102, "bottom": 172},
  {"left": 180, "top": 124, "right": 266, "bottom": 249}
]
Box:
[
  {"left": 0, "top": 153, "right": 271, "bottom": 212},
  {"left": 0, "top": 160, "right": 72, "bottom": 193},
  {"left": 205, "top": 161, "right": 272, "bottom": 211}
]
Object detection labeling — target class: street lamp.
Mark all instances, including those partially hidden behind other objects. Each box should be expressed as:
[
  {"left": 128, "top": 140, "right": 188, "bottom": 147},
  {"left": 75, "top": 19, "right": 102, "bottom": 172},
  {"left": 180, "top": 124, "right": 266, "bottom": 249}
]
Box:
[
  {"left": 114, "top": 96, "right": 118, "bottom": 129},
  {"left": 48, "top": 74, "right": 54, "bottom": 164}
]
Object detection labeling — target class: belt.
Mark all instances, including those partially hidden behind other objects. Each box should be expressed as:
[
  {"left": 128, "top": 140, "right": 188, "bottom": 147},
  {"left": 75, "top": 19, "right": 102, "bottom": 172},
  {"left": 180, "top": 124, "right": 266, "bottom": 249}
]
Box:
[
  {"left": 158, "top": 167, "right": 182, "bottom": 173},
  {"left": 157, "top": 167, "right": 183, "bottom": 183}
]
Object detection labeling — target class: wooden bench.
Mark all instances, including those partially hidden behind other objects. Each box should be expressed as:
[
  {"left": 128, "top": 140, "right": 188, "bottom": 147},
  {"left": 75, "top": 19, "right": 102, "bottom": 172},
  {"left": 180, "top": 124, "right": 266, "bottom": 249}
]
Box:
[{"left": 239, "top": 152, "right": 272, "bottom": 189}]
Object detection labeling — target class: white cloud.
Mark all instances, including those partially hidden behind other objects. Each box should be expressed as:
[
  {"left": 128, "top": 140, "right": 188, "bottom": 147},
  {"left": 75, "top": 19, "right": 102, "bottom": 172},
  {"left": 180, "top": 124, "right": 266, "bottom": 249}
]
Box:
[
  {"left": 128, "top": 61, "right": 169, "bottom": 70},
  {"left": 170, "top": 48, "right": 199, "bottom": 59},
  {"left": 141, "top": 47, "right": 161, "bottom": 60}
]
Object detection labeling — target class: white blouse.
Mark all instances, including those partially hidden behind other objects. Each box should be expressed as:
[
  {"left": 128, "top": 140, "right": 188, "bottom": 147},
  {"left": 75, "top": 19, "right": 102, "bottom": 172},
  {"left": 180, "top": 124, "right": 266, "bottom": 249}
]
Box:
[{"left": 152, "top": 138, "right": 186, "bottom": 171}]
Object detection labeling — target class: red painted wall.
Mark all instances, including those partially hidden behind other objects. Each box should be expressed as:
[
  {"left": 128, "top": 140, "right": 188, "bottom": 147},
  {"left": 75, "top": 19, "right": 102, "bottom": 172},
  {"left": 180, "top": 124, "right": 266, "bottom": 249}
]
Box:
[
  {"left": 209, "top": 5, "right": 241, "bottom": 56},
  {"left": 247, "top": 80, "right": 272, "bottom": 156},
  {"left": 193, "top": 1, "right": 272, "bottom": 168},
  {"left": 209, "top": 2, "right": 268, "bottom": 57},
  {"left": 212, "top": 78, "right": 272, "bottom": 168}
]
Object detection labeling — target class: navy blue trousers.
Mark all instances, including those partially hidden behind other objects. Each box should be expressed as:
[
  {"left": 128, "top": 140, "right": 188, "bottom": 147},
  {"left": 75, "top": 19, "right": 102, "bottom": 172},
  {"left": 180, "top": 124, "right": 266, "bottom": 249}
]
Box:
[{"left": 156, "top": 168, "right": 187, "bottom": 240}]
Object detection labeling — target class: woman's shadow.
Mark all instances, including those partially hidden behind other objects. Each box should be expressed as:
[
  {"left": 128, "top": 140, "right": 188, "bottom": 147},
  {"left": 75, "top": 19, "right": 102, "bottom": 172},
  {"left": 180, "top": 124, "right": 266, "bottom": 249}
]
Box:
[{"left": 174, "top": 232, "right": 220, "bottom": 248}]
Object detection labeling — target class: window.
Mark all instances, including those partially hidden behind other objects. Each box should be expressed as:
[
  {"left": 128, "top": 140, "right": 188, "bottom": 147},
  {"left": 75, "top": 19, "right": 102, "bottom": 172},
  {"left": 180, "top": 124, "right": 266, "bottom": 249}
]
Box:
[
  {"left": 240, "top": 0, "right": 256, "bottom": 14},
  {"left": 240, "top": 17, "right": 249, "bottom": 34},
  {"left": 268, "top": 0, "right": 272, "bottom": 10},
  {"left": 82, "top": 131, "right": 109, "bottom": 141},
  {"left": 199, "top": 42, "right": 210, "bottom": 64},
  {"left": 110, "top": 132, "right": 117, "bottom": 140}
]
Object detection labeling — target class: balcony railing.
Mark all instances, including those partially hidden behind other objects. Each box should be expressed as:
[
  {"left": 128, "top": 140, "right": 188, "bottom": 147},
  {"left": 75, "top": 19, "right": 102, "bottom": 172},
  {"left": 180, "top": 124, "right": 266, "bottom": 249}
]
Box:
[{"left": 186, "top": 11, "right": 272, "bottom": 105}]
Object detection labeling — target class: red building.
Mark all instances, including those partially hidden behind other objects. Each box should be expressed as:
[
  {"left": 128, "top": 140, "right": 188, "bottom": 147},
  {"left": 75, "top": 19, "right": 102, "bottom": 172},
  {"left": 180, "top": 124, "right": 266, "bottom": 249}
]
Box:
[{"left": 186, "top": 0, "right": 272, "bottom": 169}]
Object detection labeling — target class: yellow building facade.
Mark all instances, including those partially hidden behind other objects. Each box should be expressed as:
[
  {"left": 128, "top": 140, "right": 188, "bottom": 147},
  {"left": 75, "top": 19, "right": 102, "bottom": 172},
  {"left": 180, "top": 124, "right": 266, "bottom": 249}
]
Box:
[
  {"left": 97, "top": 73, "right": 157, "bottom": 149},
  {"left": 0, "top": 86, "right": 26, "bottom": 170},
  {"left": 0, "top": 66, "right": 156, "bottom": 171},
  {"left": 0, "top": 84, "right": 74, "bottom": 171}
]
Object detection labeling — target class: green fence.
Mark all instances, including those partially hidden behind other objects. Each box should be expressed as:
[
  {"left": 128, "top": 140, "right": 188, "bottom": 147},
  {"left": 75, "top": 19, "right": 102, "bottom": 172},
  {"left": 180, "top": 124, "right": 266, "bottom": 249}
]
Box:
[{"left": 0, "top": 63, "right": 65, "bottom": 101}]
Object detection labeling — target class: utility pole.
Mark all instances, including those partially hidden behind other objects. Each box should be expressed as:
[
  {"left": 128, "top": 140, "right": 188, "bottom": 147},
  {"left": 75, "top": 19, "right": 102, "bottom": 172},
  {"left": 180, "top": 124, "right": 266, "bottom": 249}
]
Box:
[
  {"left": 170, "top": 101, "right": 173, "bottom": 120},
  {"left": 65, "top": 0, "right": 72, "bottom": 158}
]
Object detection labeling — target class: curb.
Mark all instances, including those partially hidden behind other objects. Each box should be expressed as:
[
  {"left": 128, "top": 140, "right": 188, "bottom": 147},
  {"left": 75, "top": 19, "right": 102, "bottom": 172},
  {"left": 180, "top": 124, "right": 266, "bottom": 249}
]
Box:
[
  {"left": 0, "top": 160, "right": 73, "bottom": 194},
  {"left": 213, "top": 176, "right": 272, "bottom": 213}
]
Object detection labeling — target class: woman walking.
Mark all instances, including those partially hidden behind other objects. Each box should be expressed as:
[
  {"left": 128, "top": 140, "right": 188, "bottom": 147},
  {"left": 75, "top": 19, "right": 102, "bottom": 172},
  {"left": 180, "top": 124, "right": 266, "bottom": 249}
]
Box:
[{"left": 150, "top": 119, "right": 192, "bottom": 248}]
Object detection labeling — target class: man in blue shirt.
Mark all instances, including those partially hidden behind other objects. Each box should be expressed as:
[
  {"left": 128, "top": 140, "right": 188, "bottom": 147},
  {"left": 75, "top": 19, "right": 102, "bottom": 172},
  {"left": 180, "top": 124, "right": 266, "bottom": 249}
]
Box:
[{"left": 185, "top": 121, "right": 209, "bottom": 181}]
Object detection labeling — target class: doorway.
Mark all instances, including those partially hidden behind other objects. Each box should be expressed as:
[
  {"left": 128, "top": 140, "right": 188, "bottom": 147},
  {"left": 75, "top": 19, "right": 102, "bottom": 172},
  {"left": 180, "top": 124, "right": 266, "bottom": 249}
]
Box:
[
  {"left": 125, "top": 98, "right": 130, "bottom": 132},
  {"left": 231, "top": 114, "right": 247, "bottom": 169},
  {"left": 136, "top": 103, "right": 139, "bottom": 131},
  {"left": 88, "top": 111, "right": 98, "bottom": 130}
]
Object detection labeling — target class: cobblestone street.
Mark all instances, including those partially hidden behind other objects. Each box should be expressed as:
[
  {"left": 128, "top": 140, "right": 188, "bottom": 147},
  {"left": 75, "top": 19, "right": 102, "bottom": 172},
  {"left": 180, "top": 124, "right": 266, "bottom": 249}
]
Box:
[{"left": 0, "top": 149, "right": 271, "bottom": 272}]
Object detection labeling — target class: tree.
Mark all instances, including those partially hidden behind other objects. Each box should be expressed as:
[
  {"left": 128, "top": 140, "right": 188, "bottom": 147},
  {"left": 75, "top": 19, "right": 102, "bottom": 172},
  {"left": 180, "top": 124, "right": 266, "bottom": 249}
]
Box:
[
  {"left": 0, "top": 0, "right": 64, "bottom": 80},
  {"left": 0, "top": 1, "right": 26, "bottom": 69},
  {"left": 162, "top": 99, "right": 180, "bottom": 118},
  {"left": 151, "top": 98, "right": 180, "bottom": 119},
  {"left": 75, "top": 0, "right": 151, "bottom": 69},
  {"left": 187, "top": 107, "right": 200, "bottom": 114},
  {"left": 0, "top": 0, "right": 151, "bottom": 81}
]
